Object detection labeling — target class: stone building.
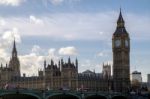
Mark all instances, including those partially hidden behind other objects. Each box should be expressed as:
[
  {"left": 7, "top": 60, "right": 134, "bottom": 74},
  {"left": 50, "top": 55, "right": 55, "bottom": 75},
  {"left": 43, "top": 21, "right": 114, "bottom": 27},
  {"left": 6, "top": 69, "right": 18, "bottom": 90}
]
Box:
[
  {"left": 147, "top": 74, "right": 150, "bottom": 91},
  {"left": 131, "top": 71, "right": 142, "bottom": 83}
]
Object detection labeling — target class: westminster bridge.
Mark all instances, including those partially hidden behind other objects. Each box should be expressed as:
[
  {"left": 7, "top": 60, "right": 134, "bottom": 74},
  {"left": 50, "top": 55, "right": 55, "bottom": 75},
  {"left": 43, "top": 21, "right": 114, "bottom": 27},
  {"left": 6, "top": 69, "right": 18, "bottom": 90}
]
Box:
[{"left": 0, "top": 89, "right": 149, "bottom": 99}]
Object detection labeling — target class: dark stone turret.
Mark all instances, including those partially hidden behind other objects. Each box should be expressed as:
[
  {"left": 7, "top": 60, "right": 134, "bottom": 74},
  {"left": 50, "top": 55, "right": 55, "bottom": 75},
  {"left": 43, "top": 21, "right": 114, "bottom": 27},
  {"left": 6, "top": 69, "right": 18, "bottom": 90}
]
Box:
[
  {"left": 114, "top": 8, "right": 128, "bottom": 35},
  {"left": 9, "top": 39, "right": 20, "bottom": 77}
]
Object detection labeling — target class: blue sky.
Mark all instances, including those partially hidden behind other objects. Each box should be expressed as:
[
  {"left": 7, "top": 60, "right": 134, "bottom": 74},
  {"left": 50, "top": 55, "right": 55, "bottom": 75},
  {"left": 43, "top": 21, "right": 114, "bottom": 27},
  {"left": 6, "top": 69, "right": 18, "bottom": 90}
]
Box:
[{"left": 0, "top": 0, "right": 150, "bottom": 81}]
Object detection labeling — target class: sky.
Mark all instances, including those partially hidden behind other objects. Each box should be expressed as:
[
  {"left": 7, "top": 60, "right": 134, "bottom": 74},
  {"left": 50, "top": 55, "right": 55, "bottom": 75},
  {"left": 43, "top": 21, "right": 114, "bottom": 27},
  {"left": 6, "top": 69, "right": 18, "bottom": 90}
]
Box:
[{"left": 0, "top": 0, "right": 150, "bottom": 81}]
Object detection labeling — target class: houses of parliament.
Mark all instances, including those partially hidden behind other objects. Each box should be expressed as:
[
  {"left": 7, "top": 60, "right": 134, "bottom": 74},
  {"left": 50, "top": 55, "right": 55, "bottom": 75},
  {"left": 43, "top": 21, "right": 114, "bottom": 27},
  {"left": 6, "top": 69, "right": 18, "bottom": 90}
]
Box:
[{"left": 0, "top": 10, "right": 130, "bottom": 92}]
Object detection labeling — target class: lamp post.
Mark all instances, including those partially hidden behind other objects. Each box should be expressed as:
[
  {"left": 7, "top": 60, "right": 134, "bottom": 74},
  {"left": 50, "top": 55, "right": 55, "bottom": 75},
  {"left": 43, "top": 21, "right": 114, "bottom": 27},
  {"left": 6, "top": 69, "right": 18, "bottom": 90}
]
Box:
[
  {"left": 80, "top": 89, "right": 84, "bottom": 99},
  {"left": 41, "top": 89, "right": 45, "bottom": 99},
  {"left": 96, "top": 78, "right": 98, "bottom": 95}
]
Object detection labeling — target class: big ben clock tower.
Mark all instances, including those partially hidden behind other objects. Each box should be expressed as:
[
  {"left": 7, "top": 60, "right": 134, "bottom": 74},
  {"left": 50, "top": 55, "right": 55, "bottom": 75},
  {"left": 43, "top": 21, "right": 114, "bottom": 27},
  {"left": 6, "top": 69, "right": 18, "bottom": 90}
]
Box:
[{"left": 112, "top": 9, "right": 130, "bottom": 92}]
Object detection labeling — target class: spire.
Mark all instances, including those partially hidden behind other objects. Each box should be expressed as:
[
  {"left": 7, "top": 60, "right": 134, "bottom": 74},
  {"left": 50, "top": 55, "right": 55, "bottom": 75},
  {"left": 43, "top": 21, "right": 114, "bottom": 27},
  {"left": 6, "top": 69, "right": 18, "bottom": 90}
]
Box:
[
  {"left": 114, "top": 8, "right": 128, "bottom": 34},
  {"left": 13, "top": 39, "right": 17, "bottom": 52},
  {"left": 93, "top": 69, "right": 95, "bottom": 73},
  {"left": 61, "top": 58, "right": 64, "bottom": 65},
  {"left": 61, "top": 58, "right": 64, "bottom": 69},
  {"left": 58, "top": 60, "right": 61, "bottom": 70},
  {"left": 51, "top": 59, "right": 54, "bottom": 65},
  {"left": 1, "top": 63, "right": 2, "bottom": 68},
  {"left": 12, "top": 39, "right": 17, "bottom": 57},
  {"left": 44, "top": 59, "right": 46, "bottom": 69},
  {"left": 68, "top": 56, "right": 71, "bottom": 64},
  {"left": 117, "top": 8, "right": 124, "bottom": 24},
  {"left": 75, "top": 58, "right": 78, "bottom": 69},
  {"left": 6, "top": 63, "right": 7, "bottom": 68}
]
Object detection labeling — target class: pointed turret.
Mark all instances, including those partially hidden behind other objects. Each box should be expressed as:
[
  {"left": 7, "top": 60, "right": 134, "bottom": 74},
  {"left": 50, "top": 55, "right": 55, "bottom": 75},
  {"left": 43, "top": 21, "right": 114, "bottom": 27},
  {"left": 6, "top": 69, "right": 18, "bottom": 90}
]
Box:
[
  {"left": 75, "top": 58, "right": 78, "bottom": 69},
  {"left": 6, "top": 63, "right": 7, "bottom": 68},
  {"left": 117, "top": 8, "right": 124, "bottom": 27},
  {"left": 58, "top": 60, "right": 61, "bottom": 70},
  {"left": 68, "top": 57, "right": 71, "bottom": 64},
  {"left": 44, "top": 60, "right": 46, "bottom": 69},
  {"left": 12, "top": 39, "right": 17, "bottom": 57},
  {"left": 51, "top": 59, "right": 54, "bottom": 66},
  {"left": 60, "top": 58, "right": 63, "bottom": 69},
  {"left": 1, "top": 63, "right": 2, "bottom": 68},
  {"left": 114, "top": 8, "right": 128, "bottom": 35},
  {"left": 93, "top": 69, "right": 95, "bottom": 73},
  {"left": 61, "top": 58, "right": 64, "bottom": 66}
]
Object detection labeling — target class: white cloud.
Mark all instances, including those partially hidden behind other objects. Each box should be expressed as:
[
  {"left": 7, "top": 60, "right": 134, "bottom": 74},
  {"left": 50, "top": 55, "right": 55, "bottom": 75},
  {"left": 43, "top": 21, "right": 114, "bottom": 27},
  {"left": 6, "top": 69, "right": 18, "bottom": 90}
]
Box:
[
  {"left": 97, "top": 52, "right": 104, "bottom": 57},
  {"left": 0, "top": 19, "right": 6, "bottom": 26},
  {"left": 96, "top": 50, "right": 110, "bottom": 57},
  {"left": 48, "top": 48, "right": 56, "bottom": 56},
  {"left": 19, "top": 53, "right": 44, "bottom": 76},
  {"left": 79, "top": 59, "right": 102, "bottom": 73},
  {"left": 0, "top": 49, "right": 8, "bottom": 63},
  {"left": 48, "top": 48, "right": 55, "bottom": 54},
  {"left": 2, "top": 27, "right": 21, "bottom": 44},
  {"left": 49, "top": 0, "right": 80, "bottom": 5},
  {"left": 0, "top": 0, "right": 25, "bottom": 6},
  {"left": 0, "top": 28, "right": 21, "bottom": 51},
  {"left": 49, "top": 0, "right": 64, "bottom": 5},
  {"left": 58, "top": 46, "right": 78, "bottom": 56},
  {"left": 79, "top": 59, "right": 113, "bottom": 74},
  {"left": 31, "top": 45, "right": 41, "bottom": 54},
  {"left": 29, "top": 15, "right": 44, "bottom": 25}
]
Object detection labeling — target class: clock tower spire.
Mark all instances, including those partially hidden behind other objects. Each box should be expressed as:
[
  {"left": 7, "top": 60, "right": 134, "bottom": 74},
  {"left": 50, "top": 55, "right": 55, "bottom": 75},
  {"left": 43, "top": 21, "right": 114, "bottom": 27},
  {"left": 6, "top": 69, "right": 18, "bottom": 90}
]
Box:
[{"left": 112, "top": 9, "right": 130, "bottom": 92}]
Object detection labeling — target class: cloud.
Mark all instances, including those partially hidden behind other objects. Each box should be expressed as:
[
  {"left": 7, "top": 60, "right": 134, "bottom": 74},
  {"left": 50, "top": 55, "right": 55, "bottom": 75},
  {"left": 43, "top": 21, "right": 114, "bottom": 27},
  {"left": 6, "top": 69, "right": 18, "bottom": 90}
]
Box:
[
  {"left": 2, "top": 27, "right": 21, "bottom": 43},
  {"left": 0, "top": 49, "right": 8, "bottom": 63},
  {"left": 0, "top": 19, "right": 6, "bottom": 26},
  {"left": 49, "top": 0, "right": 80, "bottom": 5},
  {"left": 58, "top": 46, "right": 78, "bottom": 56},
  {"left": 0, "top": 0, "right": 25, "bottom": 6},
  {"left": 79, "top": 59, "right": 102, "bottom": 73},
  {"left": 97, "top": 52, "right": 104, "bottom": 57},
  {"left": 96, "top": 50, "right": 110, "bottom": 57},
  {"left": 0, "top": 28, "right": 21, "bottom": 50},
  {"left": 49, "top": 0, "right": 64, "bottom": 5},
  {"left": 31, "top": 45, "right": 41, "bottom": 54},
  {"left": 79, "top": 59, "right": 113, "bottom": 74},
  {"left": 48, "top": 48, "right": 56, "bottom": 56},
  {"left": 19, "top": 53, "right": 44, "bottom": 76},
  {"left": 29, "top": 15, "right": 44, "bottom": 25}
]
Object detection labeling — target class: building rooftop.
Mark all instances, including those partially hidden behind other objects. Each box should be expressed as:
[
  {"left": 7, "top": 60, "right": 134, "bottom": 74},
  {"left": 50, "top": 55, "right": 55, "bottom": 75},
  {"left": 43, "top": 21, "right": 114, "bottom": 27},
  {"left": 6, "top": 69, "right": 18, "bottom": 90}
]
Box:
[{"left": 132, "top": 71, "right": 141, "bottom": 74}]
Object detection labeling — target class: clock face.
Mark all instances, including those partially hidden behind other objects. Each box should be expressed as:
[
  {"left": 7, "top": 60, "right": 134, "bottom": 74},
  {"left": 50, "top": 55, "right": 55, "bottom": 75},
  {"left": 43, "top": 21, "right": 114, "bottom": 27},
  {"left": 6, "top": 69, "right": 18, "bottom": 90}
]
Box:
[
  {"left": 125, "top": 39, "right": 129, "bottom": 47},
  {"left": 115, "top": 39, "right": 121, "bottom": 47}
]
